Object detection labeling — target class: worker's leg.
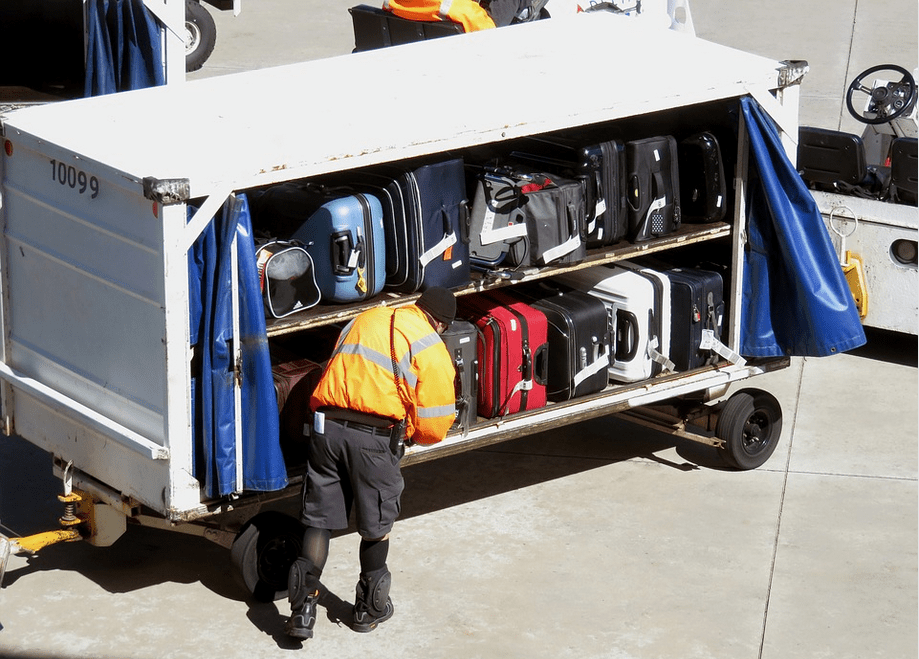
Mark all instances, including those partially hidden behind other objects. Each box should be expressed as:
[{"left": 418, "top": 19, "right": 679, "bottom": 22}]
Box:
[
  {"left": 286, "top": 527, "right": 330, "bottom": 640},
  {"left": 352, "top": 533, "right": 395, "bottom": 632},
  {"left": 287, "top": 418, "right": 350, "bottom": 640},
  {"left": 345, "top": 425, "right": 403, "bottom": 633}
]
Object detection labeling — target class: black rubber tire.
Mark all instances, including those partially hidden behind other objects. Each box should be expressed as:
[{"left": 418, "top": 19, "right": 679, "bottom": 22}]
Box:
[
  {"left": 716, "top": 388, "right": 783, "bottom": 470},
  {"left": 185, "top": 0, "right": 217, "bottom": 73},
  {"left": 230, "top": 511, "right": 304, "bottom": 602}
]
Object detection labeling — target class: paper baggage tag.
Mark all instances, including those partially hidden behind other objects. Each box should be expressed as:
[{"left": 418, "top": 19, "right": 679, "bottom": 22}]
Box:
[
  {"left": 700, "top": 330, "right": 746, "bottom": 366},
  {"left": 595, "top": 197, "right": 607, "bottom": 217}
]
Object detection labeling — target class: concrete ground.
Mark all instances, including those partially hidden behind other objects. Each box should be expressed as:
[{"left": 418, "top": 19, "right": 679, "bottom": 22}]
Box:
[{"left": 1, "top": 1, "right": 916, "bottom": 658}]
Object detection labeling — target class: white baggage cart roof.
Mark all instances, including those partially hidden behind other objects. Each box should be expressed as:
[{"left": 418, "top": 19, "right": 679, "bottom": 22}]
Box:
[{"left": 2, "top": 12, "right": 784, "bottom": 200}]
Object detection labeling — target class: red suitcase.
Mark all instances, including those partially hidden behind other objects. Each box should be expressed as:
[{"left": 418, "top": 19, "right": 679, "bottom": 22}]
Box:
[{"left": 458, "top": 290, "right": 548, "bottom": 418}]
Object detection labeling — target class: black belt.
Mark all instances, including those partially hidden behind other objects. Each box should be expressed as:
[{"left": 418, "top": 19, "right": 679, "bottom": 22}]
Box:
[
  {"left": 319, "top": 407, "right": 408, "bottom": 458},
  {"left": 320, "top": 408, "right": 397, "bottom": 435}
]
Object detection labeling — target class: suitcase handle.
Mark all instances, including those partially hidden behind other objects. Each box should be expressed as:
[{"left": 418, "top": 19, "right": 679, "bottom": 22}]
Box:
[
  {"left": 615, "top": 309, "right": 640, "bottom": 362},
  {"left": 627, "top": 173, "right": 642, "bottom": 212},
  {"left": 330, "top": 230, "right": 359, "bottom": 275},
  {"left": 533, "top": 343, "right": 549, "bottom": 387}
]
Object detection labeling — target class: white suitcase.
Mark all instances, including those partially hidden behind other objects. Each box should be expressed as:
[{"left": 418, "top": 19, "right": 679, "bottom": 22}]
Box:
[{"left": 555, "top": 263, "right": 673, "bottom": 383}]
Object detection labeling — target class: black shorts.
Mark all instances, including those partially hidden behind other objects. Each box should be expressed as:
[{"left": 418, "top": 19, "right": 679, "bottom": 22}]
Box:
[{"left": 300, "top": 416, "right": 404, "bottom": 539}]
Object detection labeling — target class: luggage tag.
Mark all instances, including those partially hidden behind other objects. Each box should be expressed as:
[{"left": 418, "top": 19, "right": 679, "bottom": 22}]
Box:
[{"left": 700, "top": 330, "right": 746, "bottom": 367}]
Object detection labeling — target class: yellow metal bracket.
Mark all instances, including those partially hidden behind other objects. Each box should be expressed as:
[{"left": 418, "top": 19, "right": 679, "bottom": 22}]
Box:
[
  {"left": 0, "top": 461, "right": 90, "bottom": 586},
  {"left": 9, "top": 528, "right": 83, "bottom": 554}
]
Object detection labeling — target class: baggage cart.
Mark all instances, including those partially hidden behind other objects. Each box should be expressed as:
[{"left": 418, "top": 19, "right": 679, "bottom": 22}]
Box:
[{"left": 1, "top": 13, "right": 846, "bottom": 600}]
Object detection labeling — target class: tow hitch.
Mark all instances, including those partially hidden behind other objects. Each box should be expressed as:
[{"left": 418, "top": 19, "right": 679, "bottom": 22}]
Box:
[{"left": 0, "top": 461, "right": 86, "bottom": 587}]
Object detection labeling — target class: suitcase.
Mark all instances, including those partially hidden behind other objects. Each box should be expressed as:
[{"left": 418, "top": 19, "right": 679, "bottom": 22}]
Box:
[
  {"left": 614, "top": 259, "right": 674, "bottom": 375},
  {"left": 501, "top": 169, "right": 588, "bottom": 268},
  {"left": 511, "top": 136, "right": 628, "bottom": 247},
  {"left": 252, "top": 183, "right": 387, "bottom": 303},
  {"left": 530, "top": 288, "right": 612, "bottom": 401},
  {"left": 625, "top": 136, "right": 681, "bottom": 242},
  {"left": 678, "top": 131, "right": 727, "bottom": 223},
  {"left": 272, "top": 357, "right": 323, "bottom": 459},
  {"left": 440, "top": 320, "right": 479, "bottom": 431},
  {"left": 358, "top": 158, "right": 471, "bottom": 293},
  {"left": 458, "top": 291, "right": 549, "bottom": 418},
  {"left": 661, "top": 265, "right": 725, "bottom": 371},
  {"left": 554, "top": 264, "right": 670, "bottom": 383},
  {"left": 466, "top": 169, "right": 529, "bottom": 269}
]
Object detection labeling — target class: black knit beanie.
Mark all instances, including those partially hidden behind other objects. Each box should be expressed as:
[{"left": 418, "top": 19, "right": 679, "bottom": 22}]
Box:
[{"left": 416, "top": 286, "right": 456, "bottom": 324}]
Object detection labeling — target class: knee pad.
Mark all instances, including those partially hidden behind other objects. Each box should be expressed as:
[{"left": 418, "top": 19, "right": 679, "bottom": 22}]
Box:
[
  {"left": 357, "top": 567, "right": 392, "bottom": 615},
  {"left": 288, "top": 557, "right": 321, "bottom": 609}
]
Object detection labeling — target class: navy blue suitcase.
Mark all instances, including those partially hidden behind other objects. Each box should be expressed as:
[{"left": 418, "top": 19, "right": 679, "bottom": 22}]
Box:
[
  {"left": 362, "top": 158, "right": 471, "bottom": 293},
  {"left": 663, "top": 266, "right": 725, "bottom": 371}
]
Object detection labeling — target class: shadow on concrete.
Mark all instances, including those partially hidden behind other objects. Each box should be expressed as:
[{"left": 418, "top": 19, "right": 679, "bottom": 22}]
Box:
[
  {"left": 0, "top": 410, "right": 717, "bottom": 639},
  {"left": 849, "top": 327, "right": 917, "bottom": 368}
]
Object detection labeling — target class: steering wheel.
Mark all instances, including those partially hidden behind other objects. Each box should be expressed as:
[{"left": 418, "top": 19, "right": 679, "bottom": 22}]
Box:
[{"left": 845, "top": 64, "right": 917, "bottom": 125}]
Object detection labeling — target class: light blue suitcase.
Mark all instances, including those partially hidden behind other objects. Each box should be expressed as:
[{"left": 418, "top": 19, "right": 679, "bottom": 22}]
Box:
[{"left": 254, "top": 183, "right": 387, "bottom": 303}]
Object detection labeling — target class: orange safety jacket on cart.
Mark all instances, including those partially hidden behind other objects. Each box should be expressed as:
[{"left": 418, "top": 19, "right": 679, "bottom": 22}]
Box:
[
  {"left": 310, "top": 305, "right": 456, "bottom": 445},
  {"left": 382, "top": 0, "right": 497, "bottom": 32}
]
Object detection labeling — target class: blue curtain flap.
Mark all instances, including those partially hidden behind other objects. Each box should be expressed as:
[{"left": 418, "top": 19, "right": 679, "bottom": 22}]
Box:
[
  {"left": 85, "top": 0, "right": 166, "bottom": 97},
  {"left": 188, "top": 195, "right": 287, "bottom": 498},
  {"left": 740, "top": 97, "right": 866, "bottom": 357}
]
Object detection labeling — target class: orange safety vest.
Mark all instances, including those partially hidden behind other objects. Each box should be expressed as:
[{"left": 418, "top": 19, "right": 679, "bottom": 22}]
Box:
[
  {"left": 310, "top": 305, "right": 456, "bottom": 445},
  {"left": 382, "top": 0, "right": 496, "bottom": 32}
]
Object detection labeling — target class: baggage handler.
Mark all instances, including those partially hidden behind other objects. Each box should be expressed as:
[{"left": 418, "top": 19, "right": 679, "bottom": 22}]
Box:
[{"left": 286, "top": 287, "right": 458, "bottom": 640}]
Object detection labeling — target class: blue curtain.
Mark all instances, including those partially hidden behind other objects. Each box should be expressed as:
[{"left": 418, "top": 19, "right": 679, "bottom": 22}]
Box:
[
  {"left": 85, "top": 0, "right": 166, "bottom": 96},
  {"left": 188, "top": 195, "right": 288, "bottom": 498},
  {"left": 740, "top": 97, "right": 866, "bottom": 357}
]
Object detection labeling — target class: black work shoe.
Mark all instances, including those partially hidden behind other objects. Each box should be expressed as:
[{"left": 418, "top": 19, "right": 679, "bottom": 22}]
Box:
[
  {"left": 352, "top": 596, "right": 394, "bottom": 633},
  {"left": 285, "top": 589, "right": 319, "bottom": 640}
]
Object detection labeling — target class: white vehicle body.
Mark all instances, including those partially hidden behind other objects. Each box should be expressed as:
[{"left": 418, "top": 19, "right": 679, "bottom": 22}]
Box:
[{"left": 806, "top": 67, "right": 918, "bottom": 335}]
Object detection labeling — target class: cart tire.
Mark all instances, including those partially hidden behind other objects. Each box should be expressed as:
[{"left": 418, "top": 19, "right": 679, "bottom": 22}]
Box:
[
  {"left": 185, "top": 0, "right": 217, "bottom": 72},
  {"left": 716, "top": 388, "right": 783, "bottom": 470},
  {"left": 230, "top": 512, "right": 304, "bottom": 602}
]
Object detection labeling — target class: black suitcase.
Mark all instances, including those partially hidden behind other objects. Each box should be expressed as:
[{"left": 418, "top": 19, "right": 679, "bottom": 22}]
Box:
[
  {"left": 678, "top": 131, "right": 727, "bottom": 223},
  {"left": 440, "top": 320, "right": 479, "bottom": 431},
  {"left": 530, "top": 288, "right": 612, "bottom": 401},
  {"left": 498, "top": 168, "right": 587, "bottom": 268},
  {"left": 664, "top": 266, "right": 725, "bottom": 371},
  {"left": 511, "top": 136, "right": 628, "bottom": 247},
  {"left": 626, "top": 136, "right": 681, "bottom": 242},
  {"left": 348, "top": 158, "right": 471, "bottom": 293}
]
